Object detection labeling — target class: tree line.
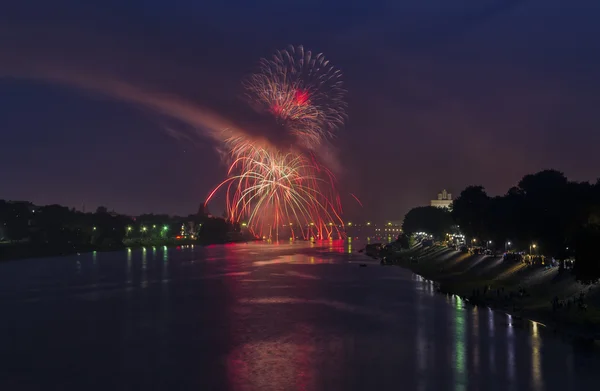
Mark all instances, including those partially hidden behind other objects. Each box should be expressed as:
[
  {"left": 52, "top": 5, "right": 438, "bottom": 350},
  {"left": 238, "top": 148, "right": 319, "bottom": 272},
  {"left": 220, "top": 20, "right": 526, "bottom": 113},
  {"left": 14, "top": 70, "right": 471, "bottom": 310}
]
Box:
[
  {"left": 0, "top": 201, "right": 240, "bottom": 259},
  {"left": 402, "top": 170, "right": 600, "bottom": 283}
]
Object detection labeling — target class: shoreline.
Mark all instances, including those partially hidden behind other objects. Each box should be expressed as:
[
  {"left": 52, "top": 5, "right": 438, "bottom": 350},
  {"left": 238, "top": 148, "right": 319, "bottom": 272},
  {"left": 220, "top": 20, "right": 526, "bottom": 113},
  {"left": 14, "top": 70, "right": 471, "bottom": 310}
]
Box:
[{"left": 382, "top": 245, "right": 600, "bottom": 344}]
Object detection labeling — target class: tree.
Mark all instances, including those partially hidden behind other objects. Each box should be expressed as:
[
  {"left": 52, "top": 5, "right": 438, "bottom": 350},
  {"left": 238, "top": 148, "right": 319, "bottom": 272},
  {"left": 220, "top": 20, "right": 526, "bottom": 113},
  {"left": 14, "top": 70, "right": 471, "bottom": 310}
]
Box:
[
  {"left": 516, "top": 170, "right": 588, "bottom": 258},
  {"left": 402, "top": 206, "right": 453, "bottom": 239},
  {"left": 33, "top": 204, "right": 82, "bottom": 246},
  {"left": 395, "top": 233, "right": 410, "bottom": 249},
  {"left": 0, "top": 201, "right": 32, "bottom": 242},
  {"left": 573, "top": 226, "right": 600, "bottom": 283},
  {"left": 197, "top": 217, "right": 231, "bottom": 244},
  {"left": 96, "top": 206, "right": 108, "bottom": 214},
  {"left": 451, "top": 186, "right": 490, "bottom": 241}
]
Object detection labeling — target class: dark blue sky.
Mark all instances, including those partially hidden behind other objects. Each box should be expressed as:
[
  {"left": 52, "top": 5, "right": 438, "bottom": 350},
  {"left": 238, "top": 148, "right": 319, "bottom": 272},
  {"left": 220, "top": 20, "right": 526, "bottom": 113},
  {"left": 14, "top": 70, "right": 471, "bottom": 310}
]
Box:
[{"left": 1, "top": 0, "right": 599, "bottom": 221}]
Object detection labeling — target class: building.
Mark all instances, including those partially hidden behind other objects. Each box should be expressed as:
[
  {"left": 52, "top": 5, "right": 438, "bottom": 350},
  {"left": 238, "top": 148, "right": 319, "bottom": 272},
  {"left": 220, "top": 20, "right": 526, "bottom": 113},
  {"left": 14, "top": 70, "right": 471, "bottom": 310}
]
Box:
[{"left": 431, "top": 189, "right": 452, "bottom": 209}]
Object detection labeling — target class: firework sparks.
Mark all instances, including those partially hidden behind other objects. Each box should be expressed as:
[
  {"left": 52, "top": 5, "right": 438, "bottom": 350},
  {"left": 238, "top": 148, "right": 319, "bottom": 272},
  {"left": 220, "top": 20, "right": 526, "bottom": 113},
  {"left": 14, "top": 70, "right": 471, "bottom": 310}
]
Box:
[
  {"left": 243, "top": 45, "right": 347, "bottom": 149},
  {"left": 206, "top": 136, "right": 344, "bottom": 239},
  {"left": 207, "top": 45, "right": 348, "bottom": 240}
]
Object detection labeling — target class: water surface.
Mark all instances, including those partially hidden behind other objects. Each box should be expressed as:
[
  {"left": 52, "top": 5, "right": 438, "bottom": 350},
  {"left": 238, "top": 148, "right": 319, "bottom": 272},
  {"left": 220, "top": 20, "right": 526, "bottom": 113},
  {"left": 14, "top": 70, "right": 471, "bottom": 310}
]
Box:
[{"left": 1, "top": 241, "right": 598, "bottom": 390}]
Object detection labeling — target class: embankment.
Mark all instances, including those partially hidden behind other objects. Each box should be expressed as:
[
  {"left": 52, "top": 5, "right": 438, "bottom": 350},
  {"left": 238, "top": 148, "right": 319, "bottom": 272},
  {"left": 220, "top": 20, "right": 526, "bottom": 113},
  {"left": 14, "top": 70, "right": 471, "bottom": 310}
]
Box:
[{"left": 392, "top": 245, "right": 600, "bottom": 341}]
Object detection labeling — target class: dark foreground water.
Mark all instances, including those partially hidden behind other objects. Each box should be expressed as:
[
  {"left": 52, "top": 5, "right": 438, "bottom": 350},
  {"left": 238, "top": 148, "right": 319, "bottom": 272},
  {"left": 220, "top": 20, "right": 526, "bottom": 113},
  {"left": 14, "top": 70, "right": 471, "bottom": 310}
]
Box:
[{"left": 1, "top": 241, "right": 599, "bottom": 390}]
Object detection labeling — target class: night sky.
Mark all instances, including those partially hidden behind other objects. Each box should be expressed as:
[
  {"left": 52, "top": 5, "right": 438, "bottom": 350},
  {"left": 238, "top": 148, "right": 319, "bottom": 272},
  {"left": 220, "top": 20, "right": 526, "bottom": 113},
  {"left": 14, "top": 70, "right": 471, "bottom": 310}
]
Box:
[{"left": 1, "top": 0, "right": 599, "bottom": 221}]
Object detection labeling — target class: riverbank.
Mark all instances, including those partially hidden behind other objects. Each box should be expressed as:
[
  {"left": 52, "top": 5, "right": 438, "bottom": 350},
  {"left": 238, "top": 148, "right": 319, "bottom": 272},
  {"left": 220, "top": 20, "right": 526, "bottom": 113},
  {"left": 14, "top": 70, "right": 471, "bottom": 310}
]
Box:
[{"left": 385, "top": 245, "right": 600, "bottom": 342}]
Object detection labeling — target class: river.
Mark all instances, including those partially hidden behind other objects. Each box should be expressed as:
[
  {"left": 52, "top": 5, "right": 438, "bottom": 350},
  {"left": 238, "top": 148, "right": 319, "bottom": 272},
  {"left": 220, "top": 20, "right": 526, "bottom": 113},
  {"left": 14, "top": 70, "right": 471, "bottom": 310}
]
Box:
[{"left": 1, "top": 240, "right": 599, "bottom": 390}]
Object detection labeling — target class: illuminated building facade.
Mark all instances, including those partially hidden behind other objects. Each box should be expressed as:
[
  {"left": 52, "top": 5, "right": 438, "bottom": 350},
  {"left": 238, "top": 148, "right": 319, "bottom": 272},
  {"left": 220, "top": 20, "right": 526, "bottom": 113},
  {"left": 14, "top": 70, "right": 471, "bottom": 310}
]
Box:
[{"left": 431, "top": 189, "right": 452, "bottom": 209}]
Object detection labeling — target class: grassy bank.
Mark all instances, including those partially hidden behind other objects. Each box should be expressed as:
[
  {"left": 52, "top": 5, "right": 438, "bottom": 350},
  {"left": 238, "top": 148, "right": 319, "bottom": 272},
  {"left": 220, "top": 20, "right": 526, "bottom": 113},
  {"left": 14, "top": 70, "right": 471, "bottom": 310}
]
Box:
[{"left": 388, "top": 245, "right": 600, "bottom": 341}]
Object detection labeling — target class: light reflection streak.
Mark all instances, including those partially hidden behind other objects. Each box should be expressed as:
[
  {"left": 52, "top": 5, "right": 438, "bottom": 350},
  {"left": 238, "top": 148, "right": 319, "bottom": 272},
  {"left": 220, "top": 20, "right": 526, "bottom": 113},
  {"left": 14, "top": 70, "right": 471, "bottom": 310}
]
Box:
[
  {"left": 126, "top": 248, "right": 132, "bottom": 284},
  {"left": 472, "top": 306, "right": 480, "bottom": 374},
  {"left": 507, "top": 315, "right": 516, "bottom": 386},
  {"left": 92, "top": 250, "right": 97, "bottom": 272},
  {"left": 531, "top": 321, "right": 543, "bottom": 390},
  {"left": 416, "top": 283, "right": 428, "bottom": 391},
  {"left": 141, "top": 247, "right": 148, "bottom": 288},
  {"left": 162, "top": 246, "right": 169, "bottom": 285},
  {"left": 488, "top": 308, "right": 495, "bottom": 374},
  {"left": 454, "top": 297, "right": 466, "bottom": 391}
]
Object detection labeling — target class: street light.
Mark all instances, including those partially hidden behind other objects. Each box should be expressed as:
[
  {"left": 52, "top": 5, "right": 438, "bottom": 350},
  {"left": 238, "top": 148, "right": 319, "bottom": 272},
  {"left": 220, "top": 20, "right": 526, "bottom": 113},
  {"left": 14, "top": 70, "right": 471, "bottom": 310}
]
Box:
[{"left": 529, "top": 243, "right": 537, "bottom": 256}]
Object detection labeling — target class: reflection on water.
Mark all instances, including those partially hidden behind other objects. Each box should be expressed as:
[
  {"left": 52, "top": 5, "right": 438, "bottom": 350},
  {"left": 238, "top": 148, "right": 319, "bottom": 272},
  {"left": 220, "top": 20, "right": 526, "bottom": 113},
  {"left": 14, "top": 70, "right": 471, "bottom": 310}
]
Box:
[
  {"left": 453, "top": 297, "right": 466, "bottom": 391},
  {"left": 488, "top": 308, "right": 496, "bottom": 375},
  {"left": 531, "top": 321, "right": 543, "bottom": 390},
  {"left": 1, "top": 240, "right": 599, "bottom": 391},
  {"left": 162, "top": 245, "right": 169, "bottom": 284},
  {"left": 416, "top": 277, "right": 427, "bottom": 391},
  {"left": 472, "top": 306, "right": 480, "bottom": 375},
  {"left": 141, "top": 247, "right": 148, "bottom": 288},
  {"left": 507, "top": 315, "right": 516, "bottom": 389}
]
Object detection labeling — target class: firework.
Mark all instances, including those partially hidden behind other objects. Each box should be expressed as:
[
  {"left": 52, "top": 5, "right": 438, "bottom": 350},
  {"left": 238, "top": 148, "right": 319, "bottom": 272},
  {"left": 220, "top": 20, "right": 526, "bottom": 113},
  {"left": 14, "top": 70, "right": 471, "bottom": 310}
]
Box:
[
  {"left": 243, "top": 45, "right": 347, "bottom": 147},
  {"left": 206, "top": 45, "right": 348, "bottom": 240},
  {"left": 205, "top": 136, "right": 344, "bottom": 240}
]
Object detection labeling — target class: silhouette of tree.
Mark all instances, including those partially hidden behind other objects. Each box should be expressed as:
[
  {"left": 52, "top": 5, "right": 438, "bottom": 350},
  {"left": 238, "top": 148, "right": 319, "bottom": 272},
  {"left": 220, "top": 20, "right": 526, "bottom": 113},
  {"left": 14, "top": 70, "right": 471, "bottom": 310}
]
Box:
[
  {"left": 198, "top": 217, "right": 231, "bottom": 244},
  {"left": 402, "top": 206, "right": 453, "bottom": 239},
  {"left": 395, "top": 233, "right": 410, "bottom": 249},
  {"left": 574, "top": 226, "right": 600, "bottom": 283},
  {"left": 0, "top": 201, "right": 32, "bottom": 242},
  {"left": 451, "top": 186, "right": 490, "bottom": 241}
]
